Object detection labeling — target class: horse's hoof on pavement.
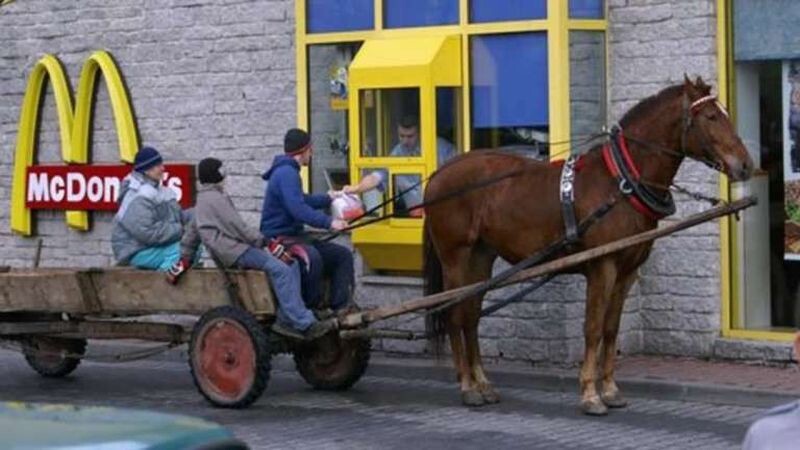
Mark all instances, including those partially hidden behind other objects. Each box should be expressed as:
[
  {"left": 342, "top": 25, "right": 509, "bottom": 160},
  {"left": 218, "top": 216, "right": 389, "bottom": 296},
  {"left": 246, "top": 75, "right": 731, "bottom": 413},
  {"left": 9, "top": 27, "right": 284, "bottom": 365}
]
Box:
[
  {"left": 462, "top": 390, "right": 486, "bottom": 407},
  {"left": 601, "top": 392, "right": 628, "bottom": 409},
  {"left": 480, "top": 388, "right": 500, "bottom": 404},
  {"left": 580, "top": 398, "right": 609, "bottom": 416}
]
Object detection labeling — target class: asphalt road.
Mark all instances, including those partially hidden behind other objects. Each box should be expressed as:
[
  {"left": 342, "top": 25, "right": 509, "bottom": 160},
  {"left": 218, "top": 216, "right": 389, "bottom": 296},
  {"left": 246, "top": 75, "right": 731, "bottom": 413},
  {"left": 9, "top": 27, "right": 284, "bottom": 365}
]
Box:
[{"left": 0, "top": 349, "right": 766, "bottom": 450}]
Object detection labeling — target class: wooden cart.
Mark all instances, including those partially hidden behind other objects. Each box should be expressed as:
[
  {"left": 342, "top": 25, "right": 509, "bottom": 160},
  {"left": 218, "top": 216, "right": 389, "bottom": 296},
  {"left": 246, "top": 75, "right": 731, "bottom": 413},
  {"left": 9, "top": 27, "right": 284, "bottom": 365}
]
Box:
[
  {"left": 0, "top": 268, "right": 370, "bottom": 408},
  {"left": 0, "top": 198, "right": 754, "bottom": 409}
]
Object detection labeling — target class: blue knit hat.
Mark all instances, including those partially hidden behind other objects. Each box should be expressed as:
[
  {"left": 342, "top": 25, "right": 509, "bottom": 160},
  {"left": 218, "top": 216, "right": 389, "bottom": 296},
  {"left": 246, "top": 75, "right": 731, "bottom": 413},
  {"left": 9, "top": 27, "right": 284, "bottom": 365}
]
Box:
[{"left": 134, "top": 146, "right": 163, "bottom": 172}]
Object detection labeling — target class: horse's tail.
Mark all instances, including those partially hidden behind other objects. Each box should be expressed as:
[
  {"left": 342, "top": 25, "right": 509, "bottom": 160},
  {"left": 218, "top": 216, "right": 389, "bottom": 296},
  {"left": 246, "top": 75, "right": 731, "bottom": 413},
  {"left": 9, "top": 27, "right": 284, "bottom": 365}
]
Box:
[{"left": 423, "top": 219, "right": 447, "bottom": 358}]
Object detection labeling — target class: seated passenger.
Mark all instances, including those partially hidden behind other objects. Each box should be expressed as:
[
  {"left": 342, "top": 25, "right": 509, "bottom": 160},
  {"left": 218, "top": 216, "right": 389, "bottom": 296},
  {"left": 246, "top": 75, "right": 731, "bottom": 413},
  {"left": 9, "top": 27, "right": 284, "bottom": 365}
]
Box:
[
  {"left": 260, "top": 128, "right": 352, "bottom": 313},
  {"left": 177, "top": 157, "right": 336, "bottom": 340},
  {"left": 111, "top": 146, "right": 190, "bottom": 270},
  {"left": 344, "top": 115, "right": 456, "bottom": 212}
]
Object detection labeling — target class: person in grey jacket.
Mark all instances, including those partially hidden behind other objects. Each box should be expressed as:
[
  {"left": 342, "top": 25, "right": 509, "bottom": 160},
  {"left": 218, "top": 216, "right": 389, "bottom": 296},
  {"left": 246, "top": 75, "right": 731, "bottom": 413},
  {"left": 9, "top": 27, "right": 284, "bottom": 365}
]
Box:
[
  {"left": 177, "top": 157, "right": 335, "bottom": 340},
  {"left": 111, "top": 146, "right": 190, "bottom": 270}
]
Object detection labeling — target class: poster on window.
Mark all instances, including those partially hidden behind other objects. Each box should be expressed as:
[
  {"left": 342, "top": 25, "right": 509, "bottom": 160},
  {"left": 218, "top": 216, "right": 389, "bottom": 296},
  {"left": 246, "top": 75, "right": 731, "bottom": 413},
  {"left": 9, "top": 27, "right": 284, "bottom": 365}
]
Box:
[{"left": 783, "top": 61, "right": 800, "bottom": 259}]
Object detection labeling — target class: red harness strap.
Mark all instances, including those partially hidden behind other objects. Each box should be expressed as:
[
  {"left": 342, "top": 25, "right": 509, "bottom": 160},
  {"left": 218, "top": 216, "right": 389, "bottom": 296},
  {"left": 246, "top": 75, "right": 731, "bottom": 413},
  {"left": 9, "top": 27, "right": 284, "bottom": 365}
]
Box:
[{"left": 601, "top": 132, "right": 663, "bottom": 221}]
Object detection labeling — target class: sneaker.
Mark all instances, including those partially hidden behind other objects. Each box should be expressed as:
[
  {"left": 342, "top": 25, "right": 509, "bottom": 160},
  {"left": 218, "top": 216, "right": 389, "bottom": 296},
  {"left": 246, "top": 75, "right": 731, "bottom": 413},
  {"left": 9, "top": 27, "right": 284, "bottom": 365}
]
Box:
[
  {"left": 271, "top": 322, "right": 306, "bottom": 340},
  {"left": 304, "top": 318, "right": 338, "bottom": 341},
  {"left": 313, "top": 308, "right": 335, "bottom": 320}
]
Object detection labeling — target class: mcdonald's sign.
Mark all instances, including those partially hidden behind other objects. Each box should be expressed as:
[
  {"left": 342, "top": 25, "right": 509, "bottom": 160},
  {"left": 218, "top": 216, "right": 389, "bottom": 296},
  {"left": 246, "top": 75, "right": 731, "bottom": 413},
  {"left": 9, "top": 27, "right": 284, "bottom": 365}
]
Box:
[{"left": 10, "top": 51, "right": 194, "bottom": 236}]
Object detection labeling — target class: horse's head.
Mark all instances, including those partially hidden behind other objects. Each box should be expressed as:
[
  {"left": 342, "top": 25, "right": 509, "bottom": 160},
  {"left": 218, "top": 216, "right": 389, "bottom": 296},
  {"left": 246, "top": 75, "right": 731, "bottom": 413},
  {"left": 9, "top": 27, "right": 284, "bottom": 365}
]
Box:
[{"left": 681, "top": 75, "right": 753, "bottom": 182}]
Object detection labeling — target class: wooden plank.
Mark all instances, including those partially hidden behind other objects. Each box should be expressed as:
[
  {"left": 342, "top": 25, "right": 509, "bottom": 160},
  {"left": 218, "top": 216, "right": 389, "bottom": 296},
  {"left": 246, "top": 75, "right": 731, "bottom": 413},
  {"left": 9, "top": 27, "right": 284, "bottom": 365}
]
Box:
[
  {"left": 0, "top": 271, "right": 87, "bottom": 314},
  {"left": 0, "top": 268, "right": 275, "bottom": 316},
  {"left": 0, "top": 320, "right": 187, "bottom": 343},
  {"left": 89, "top": 269, "right": 275, "bottom": 316},
  {"left": 341, "top": 197, "right": 757, "bottom": 328}
]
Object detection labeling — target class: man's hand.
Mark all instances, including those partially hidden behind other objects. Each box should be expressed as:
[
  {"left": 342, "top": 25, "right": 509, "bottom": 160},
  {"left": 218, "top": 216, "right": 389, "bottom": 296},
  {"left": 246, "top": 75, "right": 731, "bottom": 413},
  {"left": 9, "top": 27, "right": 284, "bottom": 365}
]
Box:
[
  {"left": 328, "top": 189, "right": 344, "bottom": 200},
  {"left": 342, "top": 185, "right": 358, "bottom": 195},
  {"left": 330, "top": 219, "right": 349, "bottom": 231}
]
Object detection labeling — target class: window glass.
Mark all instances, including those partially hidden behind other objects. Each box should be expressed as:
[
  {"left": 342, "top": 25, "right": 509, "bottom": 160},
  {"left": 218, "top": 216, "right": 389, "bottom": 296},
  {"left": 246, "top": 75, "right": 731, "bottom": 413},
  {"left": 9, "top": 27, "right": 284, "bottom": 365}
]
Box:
[
  {"left": 359, "top": 88, "right": 421, "bottom": 158},
  {"left": 384, "top": 0, "right": 458, "bottom": 28},
  {"left": 470, "top": 33, "right": 549, "bottom": 159},
  {"left": 359, "top": 167, "right": 388, "bottom": 216},
  {"left": 731, "top": 0, "right": 800, "bottom": 328},
  {"left": 307, "top": 0, "right": 374, "bottom": 33},
  {"left": 436, "top": 87, "right": 463, "bottom": 165},
  {"left": 569, "top": 31, "right": 606, "bottom": 156},
  {"left": 307, "top": 43, "right": 362, "bottom": 195},
  {"left": 470, "top": 0, "right": 545, "bottom": 23},
  {"left": 392, "top": 173, "right": 424, "bottom": 217},
  {"left": 569, "top": 0, "right": 604, "bottom": 19}
]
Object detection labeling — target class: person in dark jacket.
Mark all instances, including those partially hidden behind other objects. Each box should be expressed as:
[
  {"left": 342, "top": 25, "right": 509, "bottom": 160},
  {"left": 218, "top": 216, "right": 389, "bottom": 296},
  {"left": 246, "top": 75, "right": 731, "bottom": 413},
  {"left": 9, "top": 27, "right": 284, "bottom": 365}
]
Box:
[
  {"left": 260, "top": 128, "right": 353, "bottom": 311},
  {"left": 178, "top": 157, "right": 336, "bottom": 339}
]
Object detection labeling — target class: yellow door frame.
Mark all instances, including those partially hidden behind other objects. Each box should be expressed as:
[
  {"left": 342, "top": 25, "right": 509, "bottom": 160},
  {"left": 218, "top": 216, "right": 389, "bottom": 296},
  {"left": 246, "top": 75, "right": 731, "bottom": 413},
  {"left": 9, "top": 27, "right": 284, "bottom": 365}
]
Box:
[{"left": 716, "top": 0, "right": 794, "bottom": 342}]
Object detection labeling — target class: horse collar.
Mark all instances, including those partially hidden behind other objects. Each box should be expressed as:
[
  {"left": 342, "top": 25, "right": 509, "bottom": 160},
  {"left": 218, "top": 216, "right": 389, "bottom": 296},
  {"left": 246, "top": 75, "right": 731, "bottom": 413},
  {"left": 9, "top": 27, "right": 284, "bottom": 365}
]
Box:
[{"left": 602, "top": 128, "right": 676, "bottom": 220}]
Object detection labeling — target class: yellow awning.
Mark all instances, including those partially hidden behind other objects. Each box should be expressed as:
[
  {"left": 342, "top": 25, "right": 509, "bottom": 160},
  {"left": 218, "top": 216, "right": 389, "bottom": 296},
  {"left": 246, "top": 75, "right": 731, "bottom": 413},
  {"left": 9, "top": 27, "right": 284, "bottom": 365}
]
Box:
[{"left": 349, "top": 35, "right": 461, "bottom": 88}]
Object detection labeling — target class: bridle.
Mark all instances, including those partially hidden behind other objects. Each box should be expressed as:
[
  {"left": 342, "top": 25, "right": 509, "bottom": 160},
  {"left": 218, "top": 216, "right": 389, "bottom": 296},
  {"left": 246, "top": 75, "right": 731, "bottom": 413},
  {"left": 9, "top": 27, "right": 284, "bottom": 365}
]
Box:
[
  {"left": 619, "top": 92, "right": 730, "bottom": 174},
  {"left": 680, "top": 93, "right": 730, "bottom": 172}
]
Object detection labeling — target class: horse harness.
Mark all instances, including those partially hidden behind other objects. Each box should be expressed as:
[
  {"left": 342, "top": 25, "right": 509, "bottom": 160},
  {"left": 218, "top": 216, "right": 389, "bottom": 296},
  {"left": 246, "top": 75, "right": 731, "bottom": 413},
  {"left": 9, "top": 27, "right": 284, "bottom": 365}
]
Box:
[{"left": 559, "top": 94, "right": 725, "bottom": 241}]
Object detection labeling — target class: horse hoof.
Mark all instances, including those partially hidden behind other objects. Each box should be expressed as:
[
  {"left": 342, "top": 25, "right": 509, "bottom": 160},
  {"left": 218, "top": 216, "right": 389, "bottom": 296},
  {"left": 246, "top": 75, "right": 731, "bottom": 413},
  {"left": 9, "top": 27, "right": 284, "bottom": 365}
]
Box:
[
  {"left": 580, "top": 398, "right": 609, "bottom": 416},
  {"left": 481, "top": 388, "right": 500, "bottom": 404},
  {"left": 601, "top": 392, "right": 628, "bottom": 409},
  {"left": 462, "top": 390, "right": 486, "bottom": 407}
]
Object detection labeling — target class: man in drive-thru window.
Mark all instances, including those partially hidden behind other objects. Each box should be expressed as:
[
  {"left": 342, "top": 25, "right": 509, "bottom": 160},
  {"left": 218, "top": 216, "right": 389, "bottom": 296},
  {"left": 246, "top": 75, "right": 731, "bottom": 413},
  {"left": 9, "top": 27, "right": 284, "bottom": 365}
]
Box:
[
  {"left": 111, "top": 146, "right": 191, "bottom": 271},
  {"left": 343, "top": 115, "right": 456, "bottom": 213},
  {"left": 260, "top": 128, "right": 353, "bottom": 313},
  {"left": 742, "top": 330, "right": 800, "bottom": 449},
  {"left": 175, "top": 157, "right": 336, "bottom": 340}
]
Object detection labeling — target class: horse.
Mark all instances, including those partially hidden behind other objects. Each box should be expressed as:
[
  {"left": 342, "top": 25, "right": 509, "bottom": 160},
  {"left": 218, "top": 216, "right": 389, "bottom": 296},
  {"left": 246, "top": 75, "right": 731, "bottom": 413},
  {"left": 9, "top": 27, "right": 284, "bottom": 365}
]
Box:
[{"left": 422, "top": 76, "right": 754, "bottom": 415}]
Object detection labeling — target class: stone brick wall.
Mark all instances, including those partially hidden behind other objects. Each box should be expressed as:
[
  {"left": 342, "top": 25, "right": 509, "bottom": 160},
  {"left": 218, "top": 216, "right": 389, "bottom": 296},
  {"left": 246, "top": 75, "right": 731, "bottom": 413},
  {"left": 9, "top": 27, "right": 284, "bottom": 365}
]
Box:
[
  {"left": 0, "top": 0, "right": 296, "bottom": 268},
  {"left": 609, "top": 0, "right": 722, "bottom": 357},
  {"left": 0, "top": 0, "right": 732, "bottom": 363}
]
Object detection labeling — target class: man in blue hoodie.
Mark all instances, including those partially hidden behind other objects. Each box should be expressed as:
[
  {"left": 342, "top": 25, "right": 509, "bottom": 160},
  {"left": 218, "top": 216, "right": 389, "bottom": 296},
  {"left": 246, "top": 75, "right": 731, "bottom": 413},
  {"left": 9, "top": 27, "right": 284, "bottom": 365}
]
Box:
[{"left": 261, "top": 128, "right": 352, "bottom": 312}]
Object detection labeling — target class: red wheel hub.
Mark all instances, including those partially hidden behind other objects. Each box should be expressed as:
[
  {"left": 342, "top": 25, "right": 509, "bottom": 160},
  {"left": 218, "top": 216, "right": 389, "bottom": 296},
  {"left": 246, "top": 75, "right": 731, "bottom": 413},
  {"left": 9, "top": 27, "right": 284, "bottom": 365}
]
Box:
[{"left": 195, "top": 319, "right": 256, "bottom": 402}]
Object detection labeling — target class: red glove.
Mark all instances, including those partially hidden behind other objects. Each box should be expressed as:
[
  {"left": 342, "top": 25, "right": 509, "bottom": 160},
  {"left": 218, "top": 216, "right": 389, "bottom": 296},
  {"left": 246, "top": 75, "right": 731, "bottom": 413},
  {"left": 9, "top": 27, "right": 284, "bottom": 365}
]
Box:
[
  {"left": 166, "top": 258, "right": 191, "bottom": 285},
  {"left": 267, "top": 239, "right": 295, "bottom": 266}
]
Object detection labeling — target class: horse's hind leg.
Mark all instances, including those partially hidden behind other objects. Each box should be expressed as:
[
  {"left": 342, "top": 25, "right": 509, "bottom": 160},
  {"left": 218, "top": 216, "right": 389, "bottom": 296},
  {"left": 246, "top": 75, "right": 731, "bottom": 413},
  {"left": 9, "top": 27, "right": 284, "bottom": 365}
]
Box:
[
  {"left": 600, "top": 269, "right": 637, "bottom": 409},
  {"left": 441, "top": 250, "right": 484, "bottom": 406},
  {"left": 464, "top": 251, "right": 499, "bottom": 404},
  {"left": 580, "top": 259, "right": 617, "bottom": 416}
]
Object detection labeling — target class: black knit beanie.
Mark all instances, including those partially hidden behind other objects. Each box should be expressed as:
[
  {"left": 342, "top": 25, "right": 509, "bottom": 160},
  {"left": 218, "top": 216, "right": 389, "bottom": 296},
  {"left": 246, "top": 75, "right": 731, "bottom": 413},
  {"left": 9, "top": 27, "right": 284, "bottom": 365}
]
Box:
[
  {"left": 284, "top": 128, "right": 311, "bottom": 154},
  {"left": 198, "top": 158, "right": 224, "bottom": 184}
]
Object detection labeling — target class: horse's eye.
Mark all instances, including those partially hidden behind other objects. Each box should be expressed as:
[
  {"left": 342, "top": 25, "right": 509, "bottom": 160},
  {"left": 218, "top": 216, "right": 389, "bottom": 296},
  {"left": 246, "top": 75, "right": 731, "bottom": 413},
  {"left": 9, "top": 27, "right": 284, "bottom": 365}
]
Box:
[{"left": 706, "top": 112, "right": 718, "bottom": 121}]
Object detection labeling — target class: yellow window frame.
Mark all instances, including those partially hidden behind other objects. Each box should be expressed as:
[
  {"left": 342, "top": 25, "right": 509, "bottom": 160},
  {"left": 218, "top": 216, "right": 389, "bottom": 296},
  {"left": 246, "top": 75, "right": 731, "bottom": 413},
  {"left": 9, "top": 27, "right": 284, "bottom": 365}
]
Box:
[
  {"left": 294, "top": 0, "right": 609, "bottom": 271},
  {"left": 716, "top": 0, "right": 796, "bottom": 342}
]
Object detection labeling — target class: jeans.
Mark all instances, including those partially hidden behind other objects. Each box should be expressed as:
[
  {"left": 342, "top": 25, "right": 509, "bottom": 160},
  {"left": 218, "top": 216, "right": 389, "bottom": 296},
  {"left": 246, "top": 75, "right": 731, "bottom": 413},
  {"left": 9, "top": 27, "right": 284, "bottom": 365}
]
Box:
[
  {"left": 300, "top": 240, "right": 354, "bottom": 311},
  {"left": 130, "top": 241, "right": 180, "bottom": 271},
  {"left": 236, "top": 247, "right": 315, "bottom": 332}
]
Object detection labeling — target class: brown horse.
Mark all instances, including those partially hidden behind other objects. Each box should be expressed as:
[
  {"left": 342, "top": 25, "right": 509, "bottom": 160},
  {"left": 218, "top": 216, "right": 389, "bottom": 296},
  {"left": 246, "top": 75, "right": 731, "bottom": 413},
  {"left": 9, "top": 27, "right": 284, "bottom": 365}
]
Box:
[{"left": 422, "top": 77, "right": 753, "bottom": 415}]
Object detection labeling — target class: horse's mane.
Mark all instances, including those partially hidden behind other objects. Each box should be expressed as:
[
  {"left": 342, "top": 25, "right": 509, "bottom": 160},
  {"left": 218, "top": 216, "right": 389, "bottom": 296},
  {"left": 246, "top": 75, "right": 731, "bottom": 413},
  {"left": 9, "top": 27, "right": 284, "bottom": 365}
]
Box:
[{"left": 619, "top": 84, "right": 684, "bottom": 128}]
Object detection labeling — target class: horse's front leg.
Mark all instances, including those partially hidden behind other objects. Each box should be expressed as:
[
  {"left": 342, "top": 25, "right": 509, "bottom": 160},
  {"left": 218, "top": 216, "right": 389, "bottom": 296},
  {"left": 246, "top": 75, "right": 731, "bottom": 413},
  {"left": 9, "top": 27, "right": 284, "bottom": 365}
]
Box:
[
  {"left": 600, "top": 270, "right": 637, "bottom": 409},
  {"left": 464, "top": 299, "right": 499, "bottom": 404},
  {"left": 580, "top": 260, "right": 617, "bottom": 415}
]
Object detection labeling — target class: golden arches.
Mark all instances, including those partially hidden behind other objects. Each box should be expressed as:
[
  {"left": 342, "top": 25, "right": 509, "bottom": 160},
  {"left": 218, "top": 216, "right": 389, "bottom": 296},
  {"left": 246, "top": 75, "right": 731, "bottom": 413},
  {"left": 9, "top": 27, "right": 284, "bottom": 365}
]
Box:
[{"left": 10, "top": 51, "right": 139, "bottom": 235}]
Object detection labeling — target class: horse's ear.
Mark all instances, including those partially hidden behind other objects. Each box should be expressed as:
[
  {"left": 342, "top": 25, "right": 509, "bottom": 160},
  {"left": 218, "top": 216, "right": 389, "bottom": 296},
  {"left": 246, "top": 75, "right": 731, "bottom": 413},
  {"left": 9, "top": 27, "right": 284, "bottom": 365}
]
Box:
[
  {"left": 683, "top": 74, "right": 694, "bottom": 91},
  {"left": 695, "top": 76, "right": 712, "bottom": 94}
]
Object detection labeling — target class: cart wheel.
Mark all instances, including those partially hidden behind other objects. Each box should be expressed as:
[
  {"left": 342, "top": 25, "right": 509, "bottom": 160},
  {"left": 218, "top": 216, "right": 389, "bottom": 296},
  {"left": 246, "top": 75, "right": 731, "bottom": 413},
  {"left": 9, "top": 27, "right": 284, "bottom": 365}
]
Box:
[
  {"left": 23, "top": 336, "right": 87, "bottom": 378},
  {"left": 189, "top": 306, "right": 270, "bottom": 408},
  {"left": 293, "top": 329, "right": 370, "bottom": 391}
]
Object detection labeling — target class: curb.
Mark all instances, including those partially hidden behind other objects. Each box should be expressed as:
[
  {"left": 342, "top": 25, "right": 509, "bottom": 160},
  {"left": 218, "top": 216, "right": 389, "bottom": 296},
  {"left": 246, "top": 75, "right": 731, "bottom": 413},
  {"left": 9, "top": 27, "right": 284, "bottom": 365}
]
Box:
[
  {"left": 365, "top": 356, "right": 798, "bottom": 409},
  {"left": 81, "top": 341, "right": 797, "bottom": 409}
]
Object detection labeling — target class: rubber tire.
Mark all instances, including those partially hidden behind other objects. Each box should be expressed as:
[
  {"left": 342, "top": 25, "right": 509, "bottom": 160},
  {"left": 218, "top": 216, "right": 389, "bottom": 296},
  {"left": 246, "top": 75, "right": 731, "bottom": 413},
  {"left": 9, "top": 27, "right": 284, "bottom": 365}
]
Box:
[
  {"left": 189, "top": 306, "right": 270, "bottom": 409},
  {"left": 23, "top": 336, "right": 87, "bottom": 378},
  {"left": 293, "top": 332, "right": 370, "bottom": 391}
]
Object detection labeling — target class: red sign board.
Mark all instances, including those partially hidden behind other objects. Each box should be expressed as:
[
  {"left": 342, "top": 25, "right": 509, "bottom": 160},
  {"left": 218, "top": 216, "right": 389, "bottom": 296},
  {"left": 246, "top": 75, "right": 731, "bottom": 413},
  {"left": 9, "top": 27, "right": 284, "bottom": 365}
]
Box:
[{"left": 25, "top": 164, "right": 195, "bottom": 211}]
